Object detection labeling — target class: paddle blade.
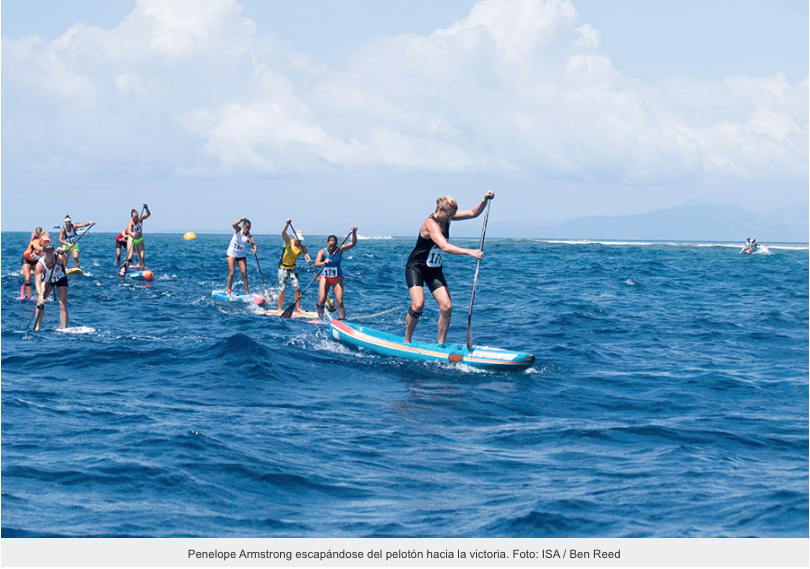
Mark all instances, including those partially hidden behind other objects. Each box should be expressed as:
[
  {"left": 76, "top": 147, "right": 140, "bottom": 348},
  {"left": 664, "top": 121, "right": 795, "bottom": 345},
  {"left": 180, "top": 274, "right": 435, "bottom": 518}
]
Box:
[
  {"left": 117, "top": 260, "right": 130, "bottom": 277},
  {"left": 325, "top": 297, "right": 337, "bottom": 312},
  {"left": 280, "top": 304, "right": 295, "bottom": 319},
  {"left": 466, "top": 327, "right": 473, "bottom": 351}
]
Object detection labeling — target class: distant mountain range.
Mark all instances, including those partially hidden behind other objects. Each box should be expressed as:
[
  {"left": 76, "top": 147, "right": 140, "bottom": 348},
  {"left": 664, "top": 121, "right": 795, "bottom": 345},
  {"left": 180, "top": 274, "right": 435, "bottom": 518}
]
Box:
[{"left": 518, "top": 203, "right": 809, "bottom": 243}]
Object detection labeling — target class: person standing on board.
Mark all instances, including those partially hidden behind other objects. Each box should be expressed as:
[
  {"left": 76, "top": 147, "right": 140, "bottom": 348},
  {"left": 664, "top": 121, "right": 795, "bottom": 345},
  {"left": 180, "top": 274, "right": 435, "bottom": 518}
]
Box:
[
  {"left": 314, "top": 227, "right": 358, "bottom": 321},
  {"left": 226, "top": 217, "right": 257, "bottom": 295},
  {"left": 122, "top": 203, "right": 151, "bottom": 270},
  {"left": 59, "top": 215, "right": 95, "bottom": 269},
  {"left": 114, "top": 227, "right": 130, "bottom": 266},
  {"left": 21, "top": 227, "right": 48, "bottom": 299},
  {"left": 277, "top": 219, "right": 311, "bottom": 312},
  {"left": 404, "top": 191, "right": 494, "bottom": 344},
  {"left": 33, "top": 243, "right": 70, "bottom": 331}
]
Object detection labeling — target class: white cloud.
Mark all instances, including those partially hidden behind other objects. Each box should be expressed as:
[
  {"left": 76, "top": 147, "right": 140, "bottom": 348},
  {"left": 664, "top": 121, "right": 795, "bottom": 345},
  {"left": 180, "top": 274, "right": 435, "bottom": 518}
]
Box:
[{"left": 2, "top": 0, "right": 807, "bottom": 185}]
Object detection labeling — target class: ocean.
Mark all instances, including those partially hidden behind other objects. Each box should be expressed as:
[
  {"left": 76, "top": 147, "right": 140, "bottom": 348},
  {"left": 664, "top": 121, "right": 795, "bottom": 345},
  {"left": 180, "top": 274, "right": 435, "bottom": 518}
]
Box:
[{"left": 2, "top": 232, "right": 808, "bottom": 537}]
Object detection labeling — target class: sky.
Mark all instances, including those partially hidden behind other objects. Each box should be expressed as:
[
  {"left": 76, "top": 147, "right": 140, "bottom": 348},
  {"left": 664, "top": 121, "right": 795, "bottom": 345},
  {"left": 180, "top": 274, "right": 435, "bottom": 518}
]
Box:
[{"left": 2, "top": 0, "right": 808, "bottom": 236}]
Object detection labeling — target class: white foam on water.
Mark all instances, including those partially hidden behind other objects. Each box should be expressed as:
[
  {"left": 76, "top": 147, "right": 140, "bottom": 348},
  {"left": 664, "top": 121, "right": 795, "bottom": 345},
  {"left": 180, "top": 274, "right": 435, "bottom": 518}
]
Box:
[
  {"left": 54, "top": 326, "right": 96, "bottom": 334},
  {"left": 539, "top": 239, "right": 809, "bottom": 250}
]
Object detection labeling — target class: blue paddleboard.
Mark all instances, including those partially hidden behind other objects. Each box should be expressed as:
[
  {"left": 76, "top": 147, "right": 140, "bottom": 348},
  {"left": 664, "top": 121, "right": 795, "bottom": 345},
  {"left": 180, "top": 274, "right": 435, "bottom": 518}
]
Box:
[
  {"left": 330, "top": 320, "right": 534, "bottom": 371},
  {"left": 211, "top": 290, "right": 266, "bottom": 305},
  {"left": 125, "top": 270, "right": 153, "bottom": 280}
]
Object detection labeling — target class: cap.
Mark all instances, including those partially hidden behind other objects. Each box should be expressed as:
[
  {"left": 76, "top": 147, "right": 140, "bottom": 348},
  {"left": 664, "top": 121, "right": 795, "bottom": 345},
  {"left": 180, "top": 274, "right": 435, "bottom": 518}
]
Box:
[
  {"left": 295, "top": 230, "right": 305, "bottom": 242},
  {"left": 64, "top": 216, "right": 72, "bottom": 223}
]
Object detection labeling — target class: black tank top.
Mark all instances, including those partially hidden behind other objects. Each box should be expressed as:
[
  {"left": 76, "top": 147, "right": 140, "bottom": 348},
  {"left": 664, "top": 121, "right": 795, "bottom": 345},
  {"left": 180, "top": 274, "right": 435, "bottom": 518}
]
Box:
[{"left": 406, "top": 215, "right": 449, "bottom": 267}]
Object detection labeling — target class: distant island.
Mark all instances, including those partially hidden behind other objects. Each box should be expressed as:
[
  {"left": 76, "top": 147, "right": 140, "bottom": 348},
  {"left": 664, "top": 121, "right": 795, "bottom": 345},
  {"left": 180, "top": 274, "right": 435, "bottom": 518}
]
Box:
[{"left": 500, "top": 202, "right": 809, "bottom": 243}]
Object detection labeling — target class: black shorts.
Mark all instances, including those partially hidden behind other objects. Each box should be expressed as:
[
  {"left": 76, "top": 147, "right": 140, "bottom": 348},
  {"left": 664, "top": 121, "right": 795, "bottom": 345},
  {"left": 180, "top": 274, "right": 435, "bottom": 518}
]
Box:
[
  {"left": 406, "top": 263, "right": 448, "bottom": 292},
  {"left": 21, "top": 256, "right": 38, "bottom": 268},
  {"left": 49, "top": 277, "right": 69, "bottom": 289}
]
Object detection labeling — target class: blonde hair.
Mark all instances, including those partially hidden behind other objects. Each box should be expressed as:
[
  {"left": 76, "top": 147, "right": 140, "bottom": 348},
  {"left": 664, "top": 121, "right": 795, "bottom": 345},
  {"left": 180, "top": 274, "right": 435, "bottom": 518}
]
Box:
[{"left": 436, "top": 196, "right": 458, "bottom": 213}]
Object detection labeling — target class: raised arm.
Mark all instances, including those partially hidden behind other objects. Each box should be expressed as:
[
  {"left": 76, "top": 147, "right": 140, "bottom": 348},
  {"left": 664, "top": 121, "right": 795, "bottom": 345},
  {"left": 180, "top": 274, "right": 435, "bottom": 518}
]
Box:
[
  {"left": 453, "top": 191, "right": 495, "bottom": 221},
  {"left": 425, "top": 219, "right": 482, "bottom": 259},
  {"left": 75, "top": 221, "right": 95, "bottom": 229},
  {"left": 281, "top": 219, "right": 291, "bottom": 244},
  {"left": 233, "top": 217, "right": 246, "bottom": 233},
  {"left": 339, "top": 226, "right": 358, "bottom": 252},
  {"left": 141, "top": 203, "right": 151, "bottom": 221}
]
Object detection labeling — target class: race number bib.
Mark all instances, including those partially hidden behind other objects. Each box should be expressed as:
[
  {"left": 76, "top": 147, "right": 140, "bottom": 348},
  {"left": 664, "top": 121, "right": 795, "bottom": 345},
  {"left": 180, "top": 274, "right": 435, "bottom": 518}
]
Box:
[
  {"left": 323, "top": 267, "right": 339, "bottom": 278},
  {"left": 426, "top": 246, "right": 443, "bottom": 268},
  {"left": 234, "top": 243, "right": 244, "bottom": 251}
]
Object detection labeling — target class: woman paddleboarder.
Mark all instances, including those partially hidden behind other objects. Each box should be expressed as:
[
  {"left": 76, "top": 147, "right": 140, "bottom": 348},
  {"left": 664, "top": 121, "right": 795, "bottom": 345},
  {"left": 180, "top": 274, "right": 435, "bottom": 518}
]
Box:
[
  {"left": 314, "top": 227, "right": 357, "bottom": 320},
  {"left": 34, "top": 243, "right": 70, "bottom": 331},
  {"left": 404, "top": 191, "right": 494, "bottom": 344},
  {"left": 277, "top": 219, "right": 311, "bottom": 312},
  {"left": 226, "top": 217, "right": 257, "bottom": 296},
  {"left": 122, "top": 203, "right": 151, "bottom": 271},
  {"left": 59, "top": 215, "right": 95, "bottom": 270},
  {"left": 21, "top": 227, "right": 49, "bottom": 299}
]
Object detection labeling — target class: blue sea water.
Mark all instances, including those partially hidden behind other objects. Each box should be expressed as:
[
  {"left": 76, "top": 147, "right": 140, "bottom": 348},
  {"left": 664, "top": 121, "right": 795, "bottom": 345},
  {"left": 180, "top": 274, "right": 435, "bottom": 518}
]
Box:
[{"left": 2, "top": 232, "right": 808, "bottom": 538}]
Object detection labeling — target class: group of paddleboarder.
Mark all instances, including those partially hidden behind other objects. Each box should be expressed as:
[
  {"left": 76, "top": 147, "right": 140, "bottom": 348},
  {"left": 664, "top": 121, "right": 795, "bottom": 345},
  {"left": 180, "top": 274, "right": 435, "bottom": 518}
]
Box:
[
  {"left": 20, "top": 205, "right": 150, "bottom": 331},
  {"left": 22, "top": 193, "right": 496, "bottom": 344},
  {"left": 226, "top": 217, "right": 359, "bottom": 321},
  {"left": 223, "top": 191, "right": 493, "bottom": 339}
]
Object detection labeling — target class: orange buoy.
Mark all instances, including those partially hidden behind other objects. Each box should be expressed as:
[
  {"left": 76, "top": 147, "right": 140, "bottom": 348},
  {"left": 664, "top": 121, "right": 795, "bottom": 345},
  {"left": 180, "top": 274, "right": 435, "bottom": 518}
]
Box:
[
  {"left": 183, "top": 232, "right": 197, "bottom": 240},
  {"left": 142, "top": 270, "right": 154, "bottom": 280}
]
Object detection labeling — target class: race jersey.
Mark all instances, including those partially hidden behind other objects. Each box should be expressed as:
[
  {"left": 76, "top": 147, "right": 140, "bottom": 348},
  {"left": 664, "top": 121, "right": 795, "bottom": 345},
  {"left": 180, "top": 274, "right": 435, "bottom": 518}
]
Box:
[
  {"left": 130, "top": 220, "right": 143, "bottom": 235},
  {"left": 24, "top": 238, "right": 47, "bottom": 262},
  {"left": 320, "top": 249, "right": 343, "bottom": 279},
  {"left": 279, "top": 241, "right": 304, "bottom": 269},
  {"left": 63, "top": 225, "right": 78, "bottom": 245},
  {"left": 38, "top": 257, "right": 66, "bottom": 283},
  {"left": 406, "top": 215, "right": 449, "bottom": 269},
  {"left": 227, "top": 231, "right": 250, "bottom": 258}
]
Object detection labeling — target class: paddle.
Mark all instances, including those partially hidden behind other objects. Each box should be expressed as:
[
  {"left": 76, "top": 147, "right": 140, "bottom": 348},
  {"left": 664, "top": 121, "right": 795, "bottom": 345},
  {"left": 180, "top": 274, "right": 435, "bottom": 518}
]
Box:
[
  {"left": 118, "top": 207, "right": 145, "bottom": 277},
  {"left": 466, "top": 197, "right": 491, "bottom": 350},
  {"left": 288, "top": 220, "right": 336, "bottom": 312},
  {"left": 251, "top": 244, "right": 275, "bottom": 303},
  {"left": 280, "top": 228, "right": 353, "bottom": 319}
]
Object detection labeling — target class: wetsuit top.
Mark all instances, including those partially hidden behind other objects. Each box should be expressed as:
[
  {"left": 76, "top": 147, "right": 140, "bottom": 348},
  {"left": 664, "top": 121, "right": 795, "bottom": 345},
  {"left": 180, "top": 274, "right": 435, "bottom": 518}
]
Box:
[
  {"left": 24, "top": 238, "right": 47, "bottom": 262},
  {"left": 279, "top": 241, "right": 303, "bottom": 269},
  {"left": 227, "top": 231, "right": 250, "bottom": 258},
  {"left": 38, "top": 257, "right": 66, "bottom": 283},
  {"left": 63, "top": 225, "right": 78, "bottom": 245},
  {"left": 320, "top": 249, "right": 343, "bottom": 279},
  {"left": 406, "top": 215, "right": 449, "bottom": 269}
]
